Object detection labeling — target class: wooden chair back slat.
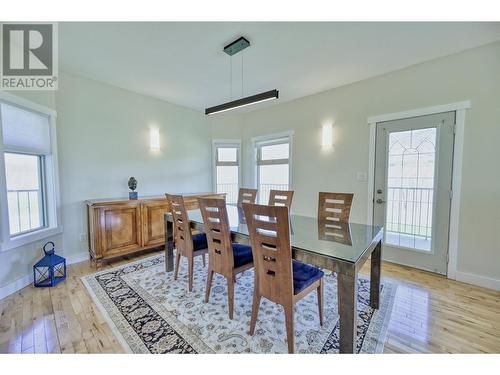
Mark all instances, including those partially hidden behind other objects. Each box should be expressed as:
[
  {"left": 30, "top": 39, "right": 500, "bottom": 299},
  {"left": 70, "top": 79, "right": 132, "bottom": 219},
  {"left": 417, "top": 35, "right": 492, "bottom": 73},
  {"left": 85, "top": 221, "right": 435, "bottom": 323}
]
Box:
[
  {"left": 167, "top": 194, "right": 193, "bottom": 256},
  {"left": 318, "top": 192, "right": 353, "bottom": 223},
  {"left": 198, "top": 198, "right": 234, "bottom": 276},
  {"left": 268, "top": 189, "right": 294, "bottom": 208},
  {"left": 237, "top": 188, "right": 258, "bottom": 206},
  {"left": 243, "top": 203, "right": 293, "bottom": 304}
]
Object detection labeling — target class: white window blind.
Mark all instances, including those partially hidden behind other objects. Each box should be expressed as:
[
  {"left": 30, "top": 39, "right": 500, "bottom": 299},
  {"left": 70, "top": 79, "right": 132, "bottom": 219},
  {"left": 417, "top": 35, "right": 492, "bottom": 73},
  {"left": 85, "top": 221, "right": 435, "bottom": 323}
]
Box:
[
  {"left": 256, "top": 137, "right": 290, "bottom": 165},
  {"left": 1, "top": 102, "right": 51, "bottom": 155}
]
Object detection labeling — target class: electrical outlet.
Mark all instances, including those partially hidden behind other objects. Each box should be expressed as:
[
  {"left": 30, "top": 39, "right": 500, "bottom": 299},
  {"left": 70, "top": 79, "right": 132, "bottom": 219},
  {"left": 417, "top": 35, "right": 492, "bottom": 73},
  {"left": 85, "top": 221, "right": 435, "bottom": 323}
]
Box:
[{"left": 79, "top": 233, "right": 87, "bottom": 242}]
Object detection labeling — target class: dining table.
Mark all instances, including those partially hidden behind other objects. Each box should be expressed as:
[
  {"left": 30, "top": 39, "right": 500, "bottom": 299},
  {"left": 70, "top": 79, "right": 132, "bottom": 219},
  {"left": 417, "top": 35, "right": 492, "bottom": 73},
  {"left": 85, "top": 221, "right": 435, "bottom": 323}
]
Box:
[{"left": 164, "top": 204, "right": 383, "bottom": 354}]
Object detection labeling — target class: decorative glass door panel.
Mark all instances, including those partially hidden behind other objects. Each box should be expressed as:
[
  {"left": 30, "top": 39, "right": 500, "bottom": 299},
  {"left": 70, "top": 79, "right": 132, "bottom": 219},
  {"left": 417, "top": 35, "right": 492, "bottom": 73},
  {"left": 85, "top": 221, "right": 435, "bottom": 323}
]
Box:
[
  {"left": 385, "top": 128, "right": 436, "bottom": 251},
  {"left": 373, "top": 112, "right": 455, "bottom": 275}
]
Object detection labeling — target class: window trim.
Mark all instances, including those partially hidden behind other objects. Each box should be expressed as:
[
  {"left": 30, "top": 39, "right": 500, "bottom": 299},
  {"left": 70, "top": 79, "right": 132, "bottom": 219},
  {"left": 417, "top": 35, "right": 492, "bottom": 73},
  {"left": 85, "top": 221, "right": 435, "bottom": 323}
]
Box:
[
  {"left": 252, "top": 131, "right": 294, "bottom": 201},
  {"left": 0, "top": 92, "right": 62, "bottom": 251},
  {"left": 212, "top": 139, "right": 242, "bottom": 202}
]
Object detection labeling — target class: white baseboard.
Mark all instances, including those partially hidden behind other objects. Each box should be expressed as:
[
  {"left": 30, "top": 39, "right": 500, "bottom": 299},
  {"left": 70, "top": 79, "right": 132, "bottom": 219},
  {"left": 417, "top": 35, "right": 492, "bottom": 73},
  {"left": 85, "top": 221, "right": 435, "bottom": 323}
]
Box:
[
  {"left": 455, "top": 271, "right": 500, "bottom": 291},
  {"left": 0, "top": 251, "right": 90, "bottom": 300},
  {"left": 0, "top": 273, "right": 33, "bottom": 300},
  {"left": 65, "top": 251, "right": 90, "bottom": 265}
]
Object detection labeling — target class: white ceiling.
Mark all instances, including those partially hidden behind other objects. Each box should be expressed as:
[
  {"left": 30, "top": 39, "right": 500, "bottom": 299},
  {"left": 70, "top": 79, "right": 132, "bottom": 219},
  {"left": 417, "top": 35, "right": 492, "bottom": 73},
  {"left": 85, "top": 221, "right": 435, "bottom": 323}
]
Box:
[{"left": 59, "top": 22, "right": 500, "bottom": 113}]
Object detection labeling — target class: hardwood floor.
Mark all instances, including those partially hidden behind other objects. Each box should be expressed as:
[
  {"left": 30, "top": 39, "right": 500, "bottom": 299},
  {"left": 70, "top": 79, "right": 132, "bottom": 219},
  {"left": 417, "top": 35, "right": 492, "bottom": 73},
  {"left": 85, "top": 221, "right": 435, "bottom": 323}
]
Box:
[{"left": 0, "top": 248, "right": 499, "bottom": 353}]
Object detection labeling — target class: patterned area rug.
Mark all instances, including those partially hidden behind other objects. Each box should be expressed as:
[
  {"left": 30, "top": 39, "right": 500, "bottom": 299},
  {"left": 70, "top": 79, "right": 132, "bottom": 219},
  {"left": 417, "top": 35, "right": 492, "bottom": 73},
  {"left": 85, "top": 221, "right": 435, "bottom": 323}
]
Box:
[{"left": 82, "top": 254, "right": 396, "bottom": 354}]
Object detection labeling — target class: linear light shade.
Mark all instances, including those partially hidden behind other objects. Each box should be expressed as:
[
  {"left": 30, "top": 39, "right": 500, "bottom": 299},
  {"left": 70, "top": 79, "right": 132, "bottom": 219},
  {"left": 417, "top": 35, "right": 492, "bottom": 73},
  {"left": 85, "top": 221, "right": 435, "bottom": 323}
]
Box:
[
  {"left": 149, "top": 127, "right": 160, "bottom": 151},
  {"left": 322, "top": 123, "right": 333, "bottom": 147},
  {"left": 205, "top": 89, "right": 279, "bottom": 115}
]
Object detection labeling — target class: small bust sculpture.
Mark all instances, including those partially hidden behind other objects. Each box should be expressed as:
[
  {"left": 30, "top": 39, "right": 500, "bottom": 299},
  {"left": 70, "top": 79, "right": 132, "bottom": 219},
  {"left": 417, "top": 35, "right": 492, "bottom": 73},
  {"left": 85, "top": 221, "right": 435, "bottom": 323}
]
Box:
[
  {"left": 128, "top": 177, "right": 137, "bottom": 191},
  {"left": 128, "top": 177, "right": 138, "bottom": 199}
]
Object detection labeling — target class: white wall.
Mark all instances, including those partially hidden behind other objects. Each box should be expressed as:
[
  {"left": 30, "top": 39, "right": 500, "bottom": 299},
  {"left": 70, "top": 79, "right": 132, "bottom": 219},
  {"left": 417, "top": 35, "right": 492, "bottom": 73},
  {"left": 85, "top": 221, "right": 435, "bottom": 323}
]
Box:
[
  {"left": 210, "top": 113, "right": 244, "bottom": 140},
  {"left": 211, "top": 41, "right": 500, "bottom": 286},
  {"left": 1, "top": 71, "right": 212, "bottom": 295},
  {"left": 56, "top": 71, "right": 212, "bottom": 258}
]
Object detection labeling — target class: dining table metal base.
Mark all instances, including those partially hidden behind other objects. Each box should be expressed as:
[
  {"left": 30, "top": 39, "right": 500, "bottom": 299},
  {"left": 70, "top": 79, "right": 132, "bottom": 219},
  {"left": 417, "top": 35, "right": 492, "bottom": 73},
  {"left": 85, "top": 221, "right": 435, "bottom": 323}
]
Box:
[
  {"left": 337, "top": 240, "right": 381, "bottom": 353},
  {"left": 164, "top": 217, "right": 174, "bottom": 273}
]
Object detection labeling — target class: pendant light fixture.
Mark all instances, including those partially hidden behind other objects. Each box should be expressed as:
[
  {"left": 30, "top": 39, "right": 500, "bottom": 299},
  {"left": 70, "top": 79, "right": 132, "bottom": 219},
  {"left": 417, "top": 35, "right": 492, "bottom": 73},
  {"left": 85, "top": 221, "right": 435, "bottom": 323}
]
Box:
[{"left": 205, "top": 37, "right": 279, "bottom": 115}]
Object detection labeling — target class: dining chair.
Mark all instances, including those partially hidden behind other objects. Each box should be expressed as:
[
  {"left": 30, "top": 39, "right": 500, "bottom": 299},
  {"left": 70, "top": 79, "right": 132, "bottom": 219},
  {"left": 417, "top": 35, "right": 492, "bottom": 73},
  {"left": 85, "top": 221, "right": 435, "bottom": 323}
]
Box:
[
  {"left": 165, "top": 193, "right": 207, "bottom": 266},
  {"left": 318, "top": 192, "right": 354, "bottom": 223},
  {"left": 237, "top": 188, "right": 258, "bottom": 206},
  {"left": 166, "top": 194, "right": 208, "bottom": 292},
  {"left": 198, "top": 198, "right": 254, "bottom": 319},
  {"left": 242, "top": 203, "right": 324, "bottom": 353},
  {"left": 268, "top": 189, "right": 294, "bottom": 208}
]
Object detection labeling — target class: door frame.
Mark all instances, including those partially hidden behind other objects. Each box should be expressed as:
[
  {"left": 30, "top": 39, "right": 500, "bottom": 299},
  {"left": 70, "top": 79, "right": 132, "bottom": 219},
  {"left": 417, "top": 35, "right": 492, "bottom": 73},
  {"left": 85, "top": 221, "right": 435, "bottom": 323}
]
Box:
[{"left": 366, "top": 100, "right": 471, "bottom": 279}]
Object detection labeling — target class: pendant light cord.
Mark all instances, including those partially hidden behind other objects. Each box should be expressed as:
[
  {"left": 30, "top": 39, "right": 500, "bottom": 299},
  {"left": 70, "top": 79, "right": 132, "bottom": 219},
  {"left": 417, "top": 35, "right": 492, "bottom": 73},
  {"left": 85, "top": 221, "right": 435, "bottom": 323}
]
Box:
[{"left": 228, "top": 47, "right": 245, "bottom": 100}]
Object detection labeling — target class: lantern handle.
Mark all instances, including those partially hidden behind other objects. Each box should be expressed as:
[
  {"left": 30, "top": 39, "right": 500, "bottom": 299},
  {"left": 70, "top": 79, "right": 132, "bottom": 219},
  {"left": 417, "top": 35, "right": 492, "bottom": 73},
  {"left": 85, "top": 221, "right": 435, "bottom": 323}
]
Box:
[{"left": 43, "top": 241, "right": 55, "bottom": 255}]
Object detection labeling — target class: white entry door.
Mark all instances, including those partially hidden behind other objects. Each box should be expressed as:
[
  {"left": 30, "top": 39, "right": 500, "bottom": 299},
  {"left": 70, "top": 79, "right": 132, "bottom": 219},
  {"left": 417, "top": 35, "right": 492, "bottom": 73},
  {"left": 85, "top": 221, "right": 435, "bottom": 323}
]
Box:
[{"left": 373, "top": 112, "right": 455, "bottom": 275}]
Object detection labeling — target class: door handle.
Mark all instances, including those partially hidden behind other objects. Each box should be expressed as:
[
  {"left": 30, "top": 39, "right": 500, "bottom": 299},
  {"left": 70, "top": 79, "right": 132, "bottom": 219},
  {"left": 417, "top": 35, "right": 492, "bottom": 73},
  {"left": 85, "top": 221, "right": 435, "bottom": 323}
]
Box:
[{"left": 376, "top": 198, "right": 386, "bottom": 204}]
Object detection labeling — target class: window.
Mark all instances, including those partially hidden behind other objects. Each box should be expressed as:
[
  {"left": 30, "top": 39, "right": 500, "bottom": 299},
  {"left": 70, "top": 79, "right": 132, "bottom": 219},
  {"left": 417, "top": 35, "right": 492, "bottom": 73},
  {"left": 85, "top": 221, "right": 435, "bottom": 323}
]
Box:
[
  {"left": 0, "top": 95, "right": 60, "bottom": 250},
  {"left": 213, "top": 140, "right": 241, "bottom": 204},
  {"left": 5, "top": 153, "right": 46, "bottom": 235},
  {"left": 255, "top": 134, "right": 292, "bottom": 204}
]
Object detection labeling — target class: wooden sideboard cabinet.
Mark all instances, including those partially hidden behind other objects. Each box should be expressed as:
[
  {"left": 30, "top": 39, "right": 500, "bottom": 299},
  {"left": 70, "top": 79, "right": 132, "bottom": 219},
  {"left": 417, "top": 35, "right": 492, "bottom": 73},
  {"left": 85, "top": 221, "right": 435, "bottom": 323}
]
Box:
[{"left": 86, "top": 193, "right": 225, "bottom": 265}]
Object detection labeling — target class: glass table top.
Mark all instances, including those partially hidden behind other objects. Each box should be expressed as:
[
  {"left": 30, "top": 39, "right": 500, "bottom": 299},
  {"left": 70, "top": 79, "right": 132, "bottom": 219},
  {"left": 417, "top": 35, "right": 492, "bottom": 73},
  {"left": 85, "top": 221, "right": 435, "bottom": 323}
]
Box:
[{"left": 185, "top": 204, "right": 383, "bottom": 264}]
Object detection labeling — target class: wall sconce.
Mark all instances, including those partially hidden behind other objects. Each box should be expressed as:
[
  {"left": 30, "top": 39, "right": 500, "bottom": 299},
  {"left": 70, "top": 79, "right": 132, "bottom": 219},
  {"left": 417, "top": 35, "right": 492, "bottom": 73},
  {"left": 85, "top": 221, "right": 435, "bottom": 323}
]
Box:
[
  {"left": 321, "top": 123, "right": 333, "bottom": 147},
  {"left": 149, "top": 127, "right": 160, "bottom": 151}
]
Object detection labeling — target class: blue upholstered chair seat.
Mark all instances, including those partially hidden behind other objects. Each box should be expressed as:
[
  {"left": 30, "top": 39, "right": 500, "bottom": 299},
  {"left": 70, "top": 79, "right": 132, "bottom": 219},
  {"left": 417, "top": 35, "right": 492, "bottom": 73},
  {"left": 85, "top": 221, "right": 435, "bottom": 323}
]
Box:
[
  {"left": 232, "top": 243, "right": 253, "bottom": 268},
  {"left": 192, "top": 233, "right": 208, "bottom": 251},
  {"left": 292, "top": 260, "right": 324, "bottom": 295}
]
